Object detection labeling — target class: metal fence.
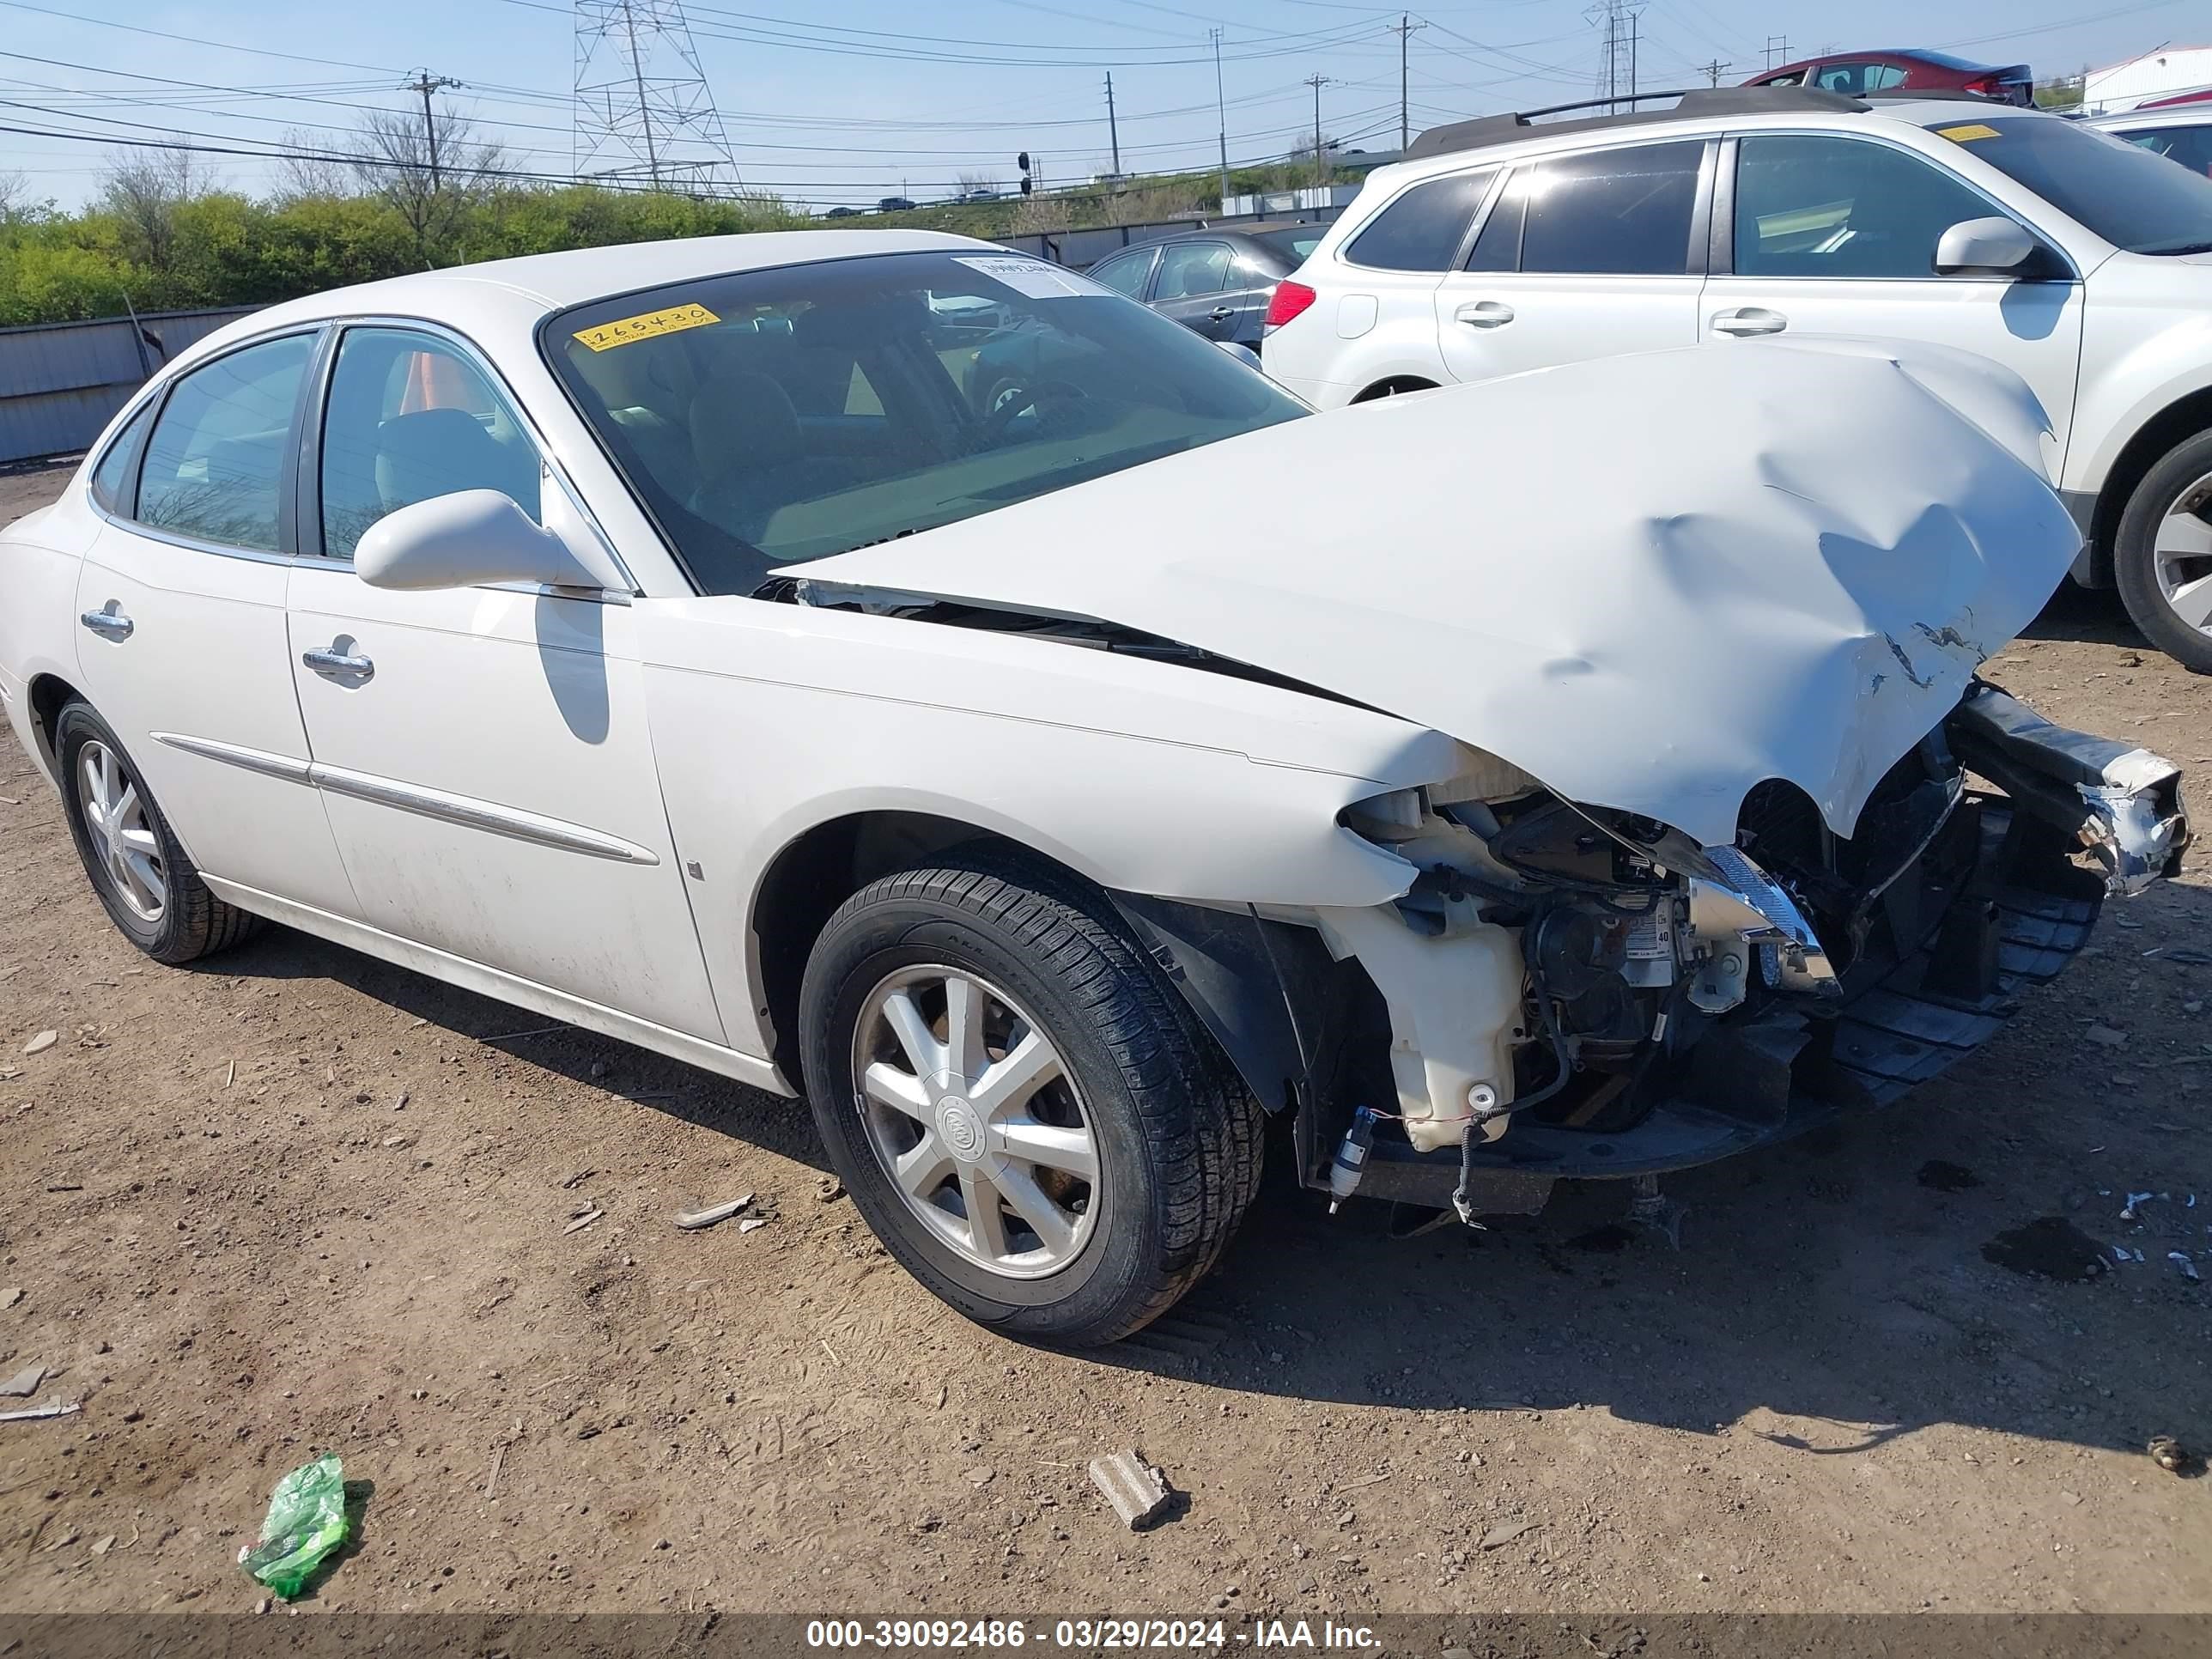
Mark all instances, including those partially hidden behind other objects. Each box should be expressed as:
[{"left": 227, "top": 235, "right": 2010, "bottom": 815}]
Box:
[{"left": 0, "top": 307, "right": 258, "bottom": 465}]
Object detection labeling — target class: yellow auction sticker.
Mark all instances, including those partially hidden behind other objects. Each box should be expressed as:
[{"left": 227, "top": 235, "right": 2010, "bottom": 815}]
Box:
[
  {"left": 1936, "top": 123, "right": 2002, "bottom": 143},
  {"left": 572, "top": 302, "right": 720, "bottom": 352}
]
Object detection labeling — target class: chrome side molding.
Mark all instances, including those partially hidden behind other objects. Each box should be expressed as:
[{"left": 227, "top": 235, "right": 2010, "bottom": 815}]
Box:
[{"left": 150, "top": 732, "right": 659, "bottom": 866}]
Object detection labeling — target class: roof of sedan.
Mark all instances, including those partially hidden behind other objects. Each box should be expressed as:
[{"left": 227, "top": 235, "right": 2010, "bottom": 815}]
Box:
[{"left": 235, "top": 228, "right": 993, "bottom": 328}]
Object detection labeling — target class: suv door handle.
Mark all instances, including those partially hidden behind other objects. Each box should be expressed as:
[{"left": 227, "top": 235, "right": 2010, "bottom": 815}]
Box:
[
  {"left": 1711, "top": 307, "right": 1787, "bottom": 337},
  {"left": 302, "top": 645, "right": 374, "bottom": 682},
  {"left": 80, "top": 609, "right": 134, "bottom": 641},
  {"left": 1207, "top": 306, "right": 1236, "bottom": 321},
  {"left": 1453, "top": 300, "right": 1515, "bottom": 328}
]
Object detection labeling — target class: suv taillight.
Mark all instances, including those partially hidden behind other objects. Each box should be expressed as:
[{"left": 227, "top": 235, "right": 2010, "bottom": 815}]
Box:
[{"left": 1264, "top": 280, "right": 1317, "bottom": 331}]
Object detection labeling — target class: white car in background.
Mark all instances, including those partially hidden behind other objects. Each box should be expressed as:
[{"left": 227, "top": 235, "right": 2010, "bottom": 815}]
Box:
[
  {"left": 2091, "top": 102, "right": 2212, "bottom": 177},
  {"left": 1262, "top": 88, "right": 2212, "bottom": 671},
  {"left": 0, "top": 232, "right": 2186, "bottom": 1344}
]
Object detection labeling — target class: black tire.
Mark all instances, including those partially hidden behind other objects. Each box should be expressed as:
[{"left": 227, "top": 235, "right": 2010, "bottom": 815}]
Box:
[
  {"left": 54, "top": 702, "right": 263, "bottom": 965},
  {"left": 799, "top": 850, "right": 1262, "bottom": 1346},
  {"left": 2113, "top": 428, "right": 2212, "bottom": 674}
]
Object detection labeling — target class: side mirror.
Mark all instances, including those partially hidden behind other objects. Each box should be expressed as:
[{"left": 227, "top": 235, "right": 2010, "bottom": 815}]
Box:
[
  {"left": 354, "top": 489, "right": 617, "bottom": 593},
  {"left": 1214, "top": 339, "right": 1262, "bottom": 370},
  {"left": 1934, "top": 216, "right": 2037, "bottom": 276}
]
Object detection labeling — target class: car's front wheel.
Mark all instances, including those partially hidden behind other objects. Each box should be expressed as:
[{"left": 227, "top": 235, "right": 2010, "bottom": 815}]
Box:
[
  {"left": 54, "top": 702, "right": 262, "bottom": 964},
  {"left": 799, "top": 854, "right": 1261, "bottom": 1346},
  {"left": 2114, "top": 429, "right": 2212, "bottom": 673}
]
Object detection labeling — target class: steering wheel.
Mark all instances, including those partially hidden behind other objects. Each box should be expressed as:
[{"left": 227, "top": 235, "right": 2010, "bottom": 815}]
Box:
[{"left": 979, "top": 375, "right": 1088, "bottom": 442}]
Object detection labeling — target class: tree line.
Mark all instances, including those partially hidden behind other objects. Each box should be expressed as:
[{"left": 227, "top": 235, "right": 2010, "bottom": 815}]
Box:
[{"left": 0, "top": 104, "right": 1360, "bottom": 328}]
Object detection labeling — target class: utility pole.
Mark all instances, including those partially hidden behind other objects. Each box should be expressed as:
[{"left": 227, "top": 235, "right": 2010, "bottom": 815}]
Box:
[
  {"left": 1388, "top": 14, "right": 1425, "bottom": 153},
  {"left": 402, "top": 69, "right": 462, "bottom": 190},
  {"left": 1210, "top": 28, "right": 1230, "bottom": 211},
  {"left": 1764, "top": 35, "right": 1790, "bottom": 71},
  {"left": 1699, "top": 58, "right": 1731, "bottom": 87},
  {"left": 1104, "top": 71, "right": 1121, "bottom": 179},
  {"left": 1628, "top": 9, "right": 1639, "bottom": 104},
  {"left": 1304, "top": 73, "right": 1333, "bottom": 190}
]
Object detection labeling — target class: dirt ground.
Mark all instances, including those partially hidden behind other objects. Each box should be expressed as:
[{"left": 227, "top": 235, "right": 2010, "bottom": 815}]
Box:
[{"left": 1, "top": 453, "right": 2208, "bottom": 1620}]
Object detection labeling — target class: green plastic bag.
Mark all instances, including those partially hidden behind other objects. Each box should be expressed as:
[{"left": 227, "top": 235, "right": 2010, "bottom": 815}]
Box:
[{"left": 239, "top": 1453, "right": 348, "bottom": 1600}]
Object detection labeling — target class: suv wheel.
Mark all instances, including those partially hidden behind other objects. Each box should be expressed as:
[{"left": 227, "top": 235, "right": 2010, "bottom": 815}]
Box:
[
  {"left": 799, "top": 853, "right": 1261, "bottom": 1346},
  {"left": 54, "top": 702, "right": 263, "bottom": 963},
  {"left": 2114, "top": 429, "right": 2212, "bottom": 673}
]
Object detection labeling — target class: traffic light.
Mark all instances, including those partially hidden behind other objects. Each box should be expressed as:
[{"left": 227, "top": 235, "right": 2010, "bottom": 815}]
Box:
[{"left": 1017, "top": 152, "right": 1033, "bottom": 196}]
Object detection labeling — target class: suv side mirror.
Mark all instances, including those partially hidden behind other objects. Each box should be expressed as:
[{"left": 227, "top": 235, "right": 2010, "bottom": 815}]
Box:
[
  {"left": 355, "top": 489, "right": 621, "bottom": 593},
  {"left": 1934, "top": 216, "right": 2038, "bottom": 276}
]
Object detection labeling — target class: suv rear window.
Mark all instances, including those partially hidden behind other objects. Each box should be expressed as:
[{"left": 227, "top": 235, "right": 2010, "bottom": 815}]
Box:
[{"left": 1345, "top": 170, "right": 1495, "bottom": 270}]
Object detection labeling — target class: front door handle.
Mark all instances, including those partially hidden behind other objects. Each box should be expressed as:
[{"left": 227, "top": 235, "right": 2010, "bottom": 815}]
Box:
[
  {"left": 302, "top": 645, "right": 374, "bottom": 682},
  {"left": 81, "top": 608, "right": 135, "bottom": 641},
  {"left": 1453, "top": 300, "right": 1516, "bottom": 329},
  {"left": 1711, "top": 307, "right": 1788, "bottom": 337}
]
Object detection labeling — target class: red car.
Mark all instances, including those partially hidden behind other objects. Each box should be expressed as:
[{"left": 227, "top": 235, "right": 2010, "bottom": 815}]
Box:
[{"left": 1744, "top": 48, "right": 2033, "bottom": 106}]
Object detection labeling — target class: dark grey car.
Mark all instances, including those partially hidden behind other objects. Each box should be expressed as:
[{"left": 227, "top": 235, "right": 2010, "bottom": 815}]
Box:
[{"left": 1085, "top": 224, "right": 1328, "bottom": 348}]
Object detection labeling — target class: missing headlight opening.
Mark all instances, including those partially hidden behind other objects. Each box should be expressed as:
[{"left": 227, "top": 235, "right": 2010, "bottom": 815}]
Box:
[{"left": 1306, "top": 681, "right": 2189, "bottom": 1225}]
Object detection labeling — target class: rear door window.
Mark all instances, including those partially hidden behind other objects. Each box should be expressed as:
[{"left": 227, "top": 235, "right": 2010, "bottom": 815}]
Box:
[
  {"left": 1087, "top": 249, "right": 1155, "bottom": 297},
  {"left": 1345, "top": 169, "right": 1496, "bottom": 270},
  {"left": 135, "top": 332, "right": 315, "bottom": 553},
  {"left": 1519, "top": 141, "right": 1704, "bottom": 275},
  {"left": 1153, "top": 241, "right": 1234, "bottom": 299}
]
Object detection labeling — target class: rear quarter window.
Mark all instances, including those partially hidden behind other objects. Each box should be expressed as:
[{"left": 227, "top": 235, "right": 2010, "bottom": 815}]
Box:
[{"left": 1344, "top": 170, "right": 1497, "bottom": 270}]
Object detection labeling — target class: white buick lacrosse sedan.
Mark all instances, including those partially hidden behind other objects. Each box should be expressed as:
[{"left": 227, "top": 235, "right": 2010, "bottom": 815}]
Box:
[{"left": 0, "top": 230, "right": 2185, "bottom": 1343}]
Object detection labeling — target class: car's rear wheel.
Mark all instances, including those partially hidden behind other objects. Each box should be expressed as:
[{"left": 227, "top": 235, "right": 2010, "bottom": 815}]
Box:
[
  {"left": 2114, "top": 430, "right": 2212, "bottom": 674},
  {"left": 54, "top": 702, "right": 262, "bottom": 963},
  {"left": 799, "top": 852, "right": 1261, "bottom": 1346}
]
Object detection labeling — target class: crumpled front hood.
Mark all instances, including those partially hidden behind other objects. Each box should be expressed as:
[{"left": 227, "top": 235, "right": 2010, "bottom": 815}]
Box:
[{"left": 789, "top": 337, "right": 2080, "bottom": 848}]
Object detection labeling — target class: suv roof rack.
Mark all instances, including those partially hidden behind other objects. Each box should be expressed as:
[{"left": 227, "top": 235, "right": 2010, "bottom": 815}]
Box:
[{"left": 1406, "top": 85, "right": 1869, "bottom": 161}]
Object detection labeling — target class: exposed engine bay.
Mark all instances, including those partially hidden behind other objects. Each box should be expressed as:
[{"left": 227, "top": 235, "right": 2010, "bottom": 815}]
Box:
[{"left": 1284, "top": 680, "right": 2188, "bottom": 1217}]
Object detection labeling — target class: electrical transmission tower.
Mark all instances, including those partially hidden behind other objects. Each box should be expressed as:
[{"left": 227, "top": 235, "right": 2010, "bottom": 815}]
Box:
[
  {"left": 574, "top": 0, "right": 738, "bottom": 193},
  {"left": 1587, "top": 0, "right": 1644, "bottom": 114}
]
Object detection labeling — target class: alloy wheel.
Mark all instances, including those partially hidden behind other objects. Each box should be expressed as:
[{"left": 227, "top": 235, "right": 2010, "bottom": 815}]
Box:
[
  {"left": 2153, "top": 471, "right": 2212, "bottom": 641},
  {"left": 77, "top": 739, "right": 166, "bottom": 923},
  {"left": 850, "top": 963, "right": 1100, "bottom": 1279}
]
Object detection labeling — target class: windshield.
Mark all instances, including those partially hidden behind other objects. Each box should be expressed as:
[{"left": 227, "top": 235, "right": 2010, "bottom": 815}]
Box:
[
  {"left": 544, "top": 248, "right": 1306, "bottom": 596},
  {"left": 1946, "top": 115, "right": 2212, "bottom": 254}
]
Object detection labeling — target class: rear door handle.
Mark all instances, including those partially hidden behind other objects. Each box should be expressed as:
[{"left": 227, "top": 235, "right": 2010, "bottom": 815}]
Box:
[
  {"left": 1207, "top": 306, "right": 1236, "bottom": 321},
  {"left": 1453, "top": 300, "right": 1515, "bottom": 328},
  {"left": 302, "top": 645, "right": 374, "bottom": 682},
  {"left": 80, "top": 609, "right": 134, "bottom": 641},
  {"left": 1711, "top": 307, "right": 1787, "bottom": 337}
]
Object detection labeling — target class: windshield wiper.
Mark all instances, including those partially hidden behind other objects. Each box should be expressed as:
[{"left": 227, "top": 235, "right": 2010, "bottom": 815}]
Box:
[{"left": 2142, "top": 240, "right": 2212, "bottom": 256}]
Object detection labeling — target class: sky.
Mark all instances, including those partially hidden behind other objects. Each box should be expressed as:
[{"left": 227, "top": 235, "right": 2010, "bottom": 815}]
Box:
[{"left": 0, "top": 0, "right": 2203, "bottom": 212}]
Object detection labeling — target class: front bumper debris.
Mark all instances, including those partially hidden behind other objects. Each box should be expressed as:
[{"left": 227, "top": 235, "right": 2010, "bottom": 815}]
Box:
[
  {"left": 1335, "top": 687, "right": 2189, "bottom": 1216},
  {"left": 1946, "top": 682, "right": 2189, "bottom": 897}
]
